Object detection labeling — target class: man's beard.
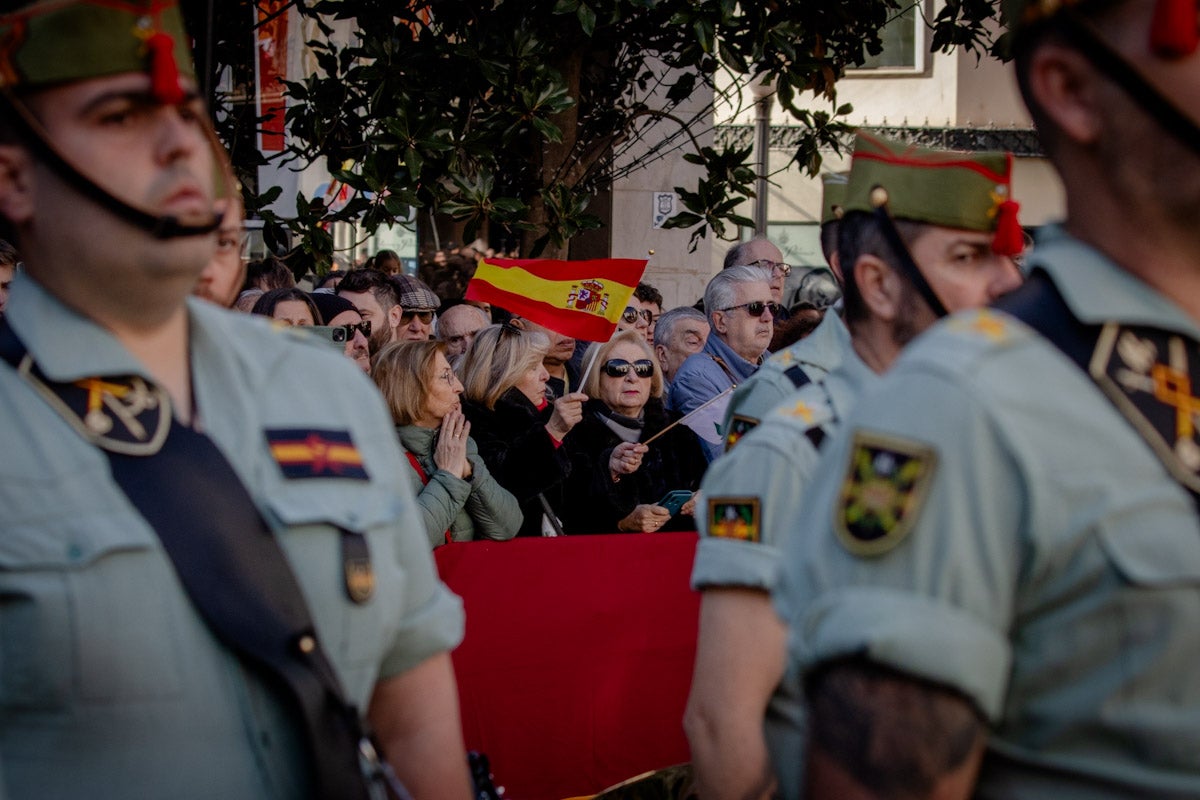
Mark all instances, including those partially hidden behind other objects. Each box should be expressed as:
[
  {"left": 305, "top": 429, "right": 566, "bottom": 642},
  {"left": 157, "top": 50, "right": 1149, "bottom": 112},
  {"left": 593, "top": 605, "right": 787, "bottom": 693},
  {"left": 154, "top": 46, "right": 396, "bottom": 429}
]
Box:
[{"left": 368, "top": 326, "right": 392, "bottom": 356}]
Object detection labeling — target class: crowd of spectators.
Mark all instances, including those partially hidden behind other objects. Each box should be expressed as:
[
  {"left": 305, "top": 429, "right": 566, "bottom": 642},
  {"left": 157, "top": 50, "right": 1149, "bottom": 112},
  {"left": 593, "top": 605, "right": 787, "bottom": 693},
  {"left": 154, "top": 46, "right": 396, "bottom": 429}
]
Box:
[{"left": 1, "top": 234, "right": 832, "bottom": 549}]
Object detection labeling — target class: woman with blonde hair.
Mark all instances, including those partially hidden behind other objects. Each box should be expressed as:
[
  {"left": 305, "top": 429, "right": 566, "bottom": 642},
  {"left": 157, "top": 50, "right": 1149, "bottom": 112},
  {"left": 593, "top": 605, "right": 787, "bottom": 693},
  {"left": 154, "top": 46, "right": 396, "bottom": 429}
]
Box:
[
  {"left": 459, "top": 322, "right": 586, "bottom": 537},
  {"left": 373, "top": 340, "right": 521, "bottom": 547},
  {"left": 562, "top": 330, "right": 706, "bottom": 533}
]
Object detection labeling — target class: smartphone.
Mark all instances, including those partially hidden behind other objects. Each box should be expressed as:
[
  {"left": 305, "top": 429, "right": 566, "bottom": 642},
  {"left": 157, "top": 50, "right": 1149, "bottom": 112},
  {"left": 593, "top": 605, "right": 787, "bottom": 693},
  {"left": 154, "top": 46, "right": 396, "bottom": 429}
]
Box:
[
  {"left": 300, "top": 325, "right": 350, "bottom": 348},
  {"left": 656, "top": 490, "right": 694, "bottom": 516}
]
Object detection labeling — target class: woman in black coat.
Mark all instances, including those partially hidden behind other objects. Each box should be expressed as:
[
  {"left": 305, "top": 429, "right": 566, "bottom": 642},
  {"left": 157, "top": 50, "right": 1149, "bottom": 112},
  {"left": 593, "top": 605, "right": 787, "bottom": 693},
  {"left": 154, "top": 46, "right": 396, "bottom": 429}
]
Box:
[
  {"left": 459, "top": 322, "right": 587, "bottom": 537},
  {"left": 562, "top": 330, "right": 707, "bottom": 534}
]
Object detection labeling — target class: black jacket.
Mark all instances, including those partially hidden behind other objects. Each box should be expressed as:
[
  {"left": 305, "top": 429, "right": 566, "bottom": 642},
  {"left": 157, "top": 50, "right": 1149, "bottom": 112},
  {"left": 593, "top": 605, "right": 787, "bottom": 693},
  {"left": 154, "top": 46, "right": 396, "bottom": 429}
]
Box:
[
  {"left": 461, "top": 388, "right": 572, "bottom": 538},
  {"left": 560, "top": 398, "right": 706, "bottom": 534}
]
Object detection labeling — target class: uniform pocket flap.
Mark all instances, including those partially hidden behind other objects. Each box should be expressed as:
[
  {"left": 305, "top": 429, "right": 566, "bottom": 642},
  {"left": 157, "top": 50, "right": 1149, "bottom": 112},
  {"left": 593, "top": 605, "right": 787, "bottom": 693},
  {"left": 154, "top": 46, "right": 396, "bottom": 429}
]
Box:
[
  {"left": 1097, "top": 508, "right": 1200, "bottom": 587},
  {"left": 262, "top": 482, "right": 401, "bottom": 533}
]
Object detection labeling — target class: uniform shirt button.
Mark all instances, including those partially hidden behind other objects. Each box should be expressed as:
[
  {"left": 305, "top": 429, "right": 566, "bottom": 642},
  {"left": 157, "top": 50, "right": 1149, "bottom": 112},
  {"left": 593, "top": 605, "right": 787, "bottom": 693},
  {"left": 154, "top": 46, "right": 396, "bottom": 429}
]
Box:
[{"left": 297, "top": 635, "right": 316, "bottom": 654}]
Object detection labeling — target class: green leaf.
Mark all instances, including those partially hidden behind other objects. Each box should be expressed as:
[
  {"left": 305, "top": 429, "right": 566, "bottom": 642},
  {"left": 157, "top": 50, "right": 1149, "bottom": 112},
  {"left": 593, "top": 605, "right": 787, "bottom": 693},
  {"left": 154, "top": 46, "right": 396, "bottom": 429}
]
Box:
[{"left": 577, "top": 3, "right": 597, "bottom": 36}]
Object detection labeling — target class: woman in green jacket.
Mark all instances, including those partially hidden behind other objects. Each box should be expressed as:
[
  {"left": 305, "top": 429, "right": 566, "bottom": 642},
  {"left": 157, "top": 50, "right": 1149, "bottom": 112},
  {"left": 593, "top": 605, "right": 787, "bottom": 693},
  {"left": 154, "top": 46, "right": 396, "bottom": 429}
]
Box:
[{"left": 373, "top": 341, "right": 522, "bottom": 547}]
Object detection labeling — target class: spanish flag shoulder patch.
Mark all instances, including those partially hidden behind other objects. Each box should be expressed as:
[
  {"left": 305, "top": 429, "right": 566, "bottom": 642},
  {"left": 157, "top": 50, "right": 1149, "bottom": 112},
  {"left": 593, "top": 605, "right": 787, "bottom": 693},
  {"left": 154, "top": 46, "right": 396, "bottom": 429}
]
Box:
[{"left": 266, "top": 428, "right": 369, "bottom": 481}]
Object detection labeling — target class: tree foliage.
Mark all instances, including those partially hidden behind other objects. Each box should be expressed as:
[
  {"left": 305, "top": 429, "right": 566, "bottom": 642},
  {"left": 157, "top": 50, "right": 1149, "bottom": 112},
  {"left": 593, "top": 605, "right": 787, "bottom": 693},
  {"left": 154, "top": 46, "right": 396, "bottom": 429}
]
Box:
[{"left": 188, "top": 0, "right": 1001, "bottom": 267}]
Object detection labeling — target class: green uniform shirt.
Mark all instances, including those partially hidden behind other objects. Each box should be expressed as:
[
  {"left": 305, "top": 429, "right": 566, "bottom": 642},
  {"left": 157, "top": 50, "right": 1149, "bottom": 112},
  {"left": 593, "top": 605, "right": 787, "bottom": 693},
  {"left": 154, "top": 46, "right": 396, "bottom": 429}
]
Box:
[
  {"left": 720, "top": 311, "right": 849, "bottom": 451},
  {"left": 776, "top": 227, "right": 1200, "bottom": 798},
  {"left": 0, "top": 274, "right": 465, "bottom": 799},
  {"left": 694, "top": 337, "right": 875, "bottom": 798}
]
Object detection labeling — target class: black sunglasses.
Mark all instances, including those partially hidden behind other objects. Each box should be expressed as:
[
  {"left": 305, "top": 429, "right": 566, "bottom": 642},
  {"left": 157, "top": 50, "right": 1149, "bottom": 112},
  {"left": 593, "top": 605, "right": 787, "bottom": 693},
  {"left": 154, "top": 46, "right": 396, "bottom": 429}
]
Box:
[
  {"left": 331, "top": 320, "right": 371, "bottom": 342},
  {"left": 603, "top": 358, "right": 655, "bottom": 378},
  {"left": 718, "top": 301, "right": 782, "bottom": 318},
  {"left": 621, "top": 306, "right": 653, "bottom": 325},
  {"left": 401, "top": 309, "right": 434, "bottom": 324}
]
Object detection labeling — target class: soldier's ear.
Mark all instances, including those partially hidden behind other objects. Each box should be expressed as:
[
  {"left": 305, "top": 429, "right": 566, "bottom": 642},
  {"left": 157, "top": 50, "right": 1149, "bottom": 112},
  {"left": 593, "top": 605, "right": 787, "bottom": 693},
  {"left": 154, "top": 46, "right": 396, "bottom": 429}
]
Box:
[
  {"left": 1026, "top": 40, "right": 1104, "bottom": 146},
  {"left": 0, "top": 145, "right": 35, "bottom": 226},
  {"left": 854, "top": 254, "right": 903, "bottom": 323}
]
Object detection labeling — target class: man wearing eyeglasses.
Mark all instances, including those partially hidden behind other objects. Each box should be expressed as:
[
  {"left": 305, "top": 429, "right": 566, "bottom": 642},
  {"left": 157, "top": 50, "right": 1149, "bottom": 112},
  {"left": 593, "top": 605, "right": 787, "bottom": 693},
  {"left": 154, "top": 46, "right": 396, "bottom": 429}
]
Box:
[
  {"left": 394, "top": 273, "right": 440, "bottom": 341},
  {"left": 685, "top": 131, "right": 1024, "bottom": 800},
  {"left": 724, "top": 237, "right": 791, "bottom": 308},
  {"left": 192, "top": 195, "right": 245, "bottom": 309},
  {"left": 666, "top": 264, "right": 777, "bottom": 461}
]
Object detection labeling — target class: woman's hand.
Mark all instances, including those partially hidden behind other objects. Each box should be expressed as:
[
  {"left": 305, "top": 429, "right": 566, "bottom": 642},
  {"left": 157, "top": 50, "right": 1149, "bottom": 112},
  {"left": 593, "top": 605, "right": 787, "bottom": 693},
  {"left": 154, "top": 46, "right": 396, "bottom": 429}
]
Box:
[
  {"left": 609, "top": 441, "right": 648, "bottom": 481},
  {"left": 680, "top": 490, "right": 700, "bottom": 517},
  {"left": 546, "top": 391, "right": 587, "bottom": 441},
  {"left": 618, "top": 503, "right": 673, "bottom": 533},
  {"left": 434, "top": 410, "right": 472, "bottom": 479}
]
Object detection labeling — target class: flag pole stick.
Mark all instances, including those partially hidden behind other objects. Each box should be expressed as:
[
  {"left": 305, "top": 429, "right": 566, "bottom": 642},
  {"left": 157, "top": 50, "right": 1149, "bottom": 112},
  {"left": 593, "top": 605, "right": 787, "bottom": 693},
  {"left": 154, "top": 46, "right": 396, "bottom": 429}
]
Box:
[
  {"left": 577, "top": 343, "right": 603, "bottom": 392},
  {"left": 642, "top": 385, "right": 735, "bottom": 447}
]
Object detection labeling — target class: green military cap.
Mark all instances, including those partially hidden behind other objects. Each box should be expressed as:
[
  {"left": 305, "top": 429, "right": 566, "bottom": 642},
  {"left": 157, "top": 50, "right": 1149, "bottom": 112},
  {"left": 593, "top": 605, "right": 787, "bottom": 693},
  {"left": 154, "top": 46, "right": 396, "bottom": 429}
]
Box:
[
  {"left": 820, "top": 171, "right": 849, "bottom": 226},
  {"left": 0, "top": 0, "right": 194, "bottom": 103},
  {"left": 1004, "top": 0, "right": 1198, "bottom": 57},
  {"left": 843, "top": 130, "right": 1024, "bottom": 254}
]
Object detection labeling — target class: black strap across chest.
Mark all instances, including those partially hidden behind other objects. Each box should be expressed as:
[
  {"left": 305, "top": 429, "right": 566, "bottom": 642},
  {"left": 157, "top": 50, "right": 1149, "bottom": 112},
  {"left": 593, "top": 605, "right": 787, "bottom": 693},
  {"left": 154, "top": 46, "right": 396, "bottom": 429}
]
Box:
[
  {"left": 992, "top": 272, "right": 1200, "bottom": 509},
  {"left": 0, "top": 316, "right": 401, "bottom": 800}
]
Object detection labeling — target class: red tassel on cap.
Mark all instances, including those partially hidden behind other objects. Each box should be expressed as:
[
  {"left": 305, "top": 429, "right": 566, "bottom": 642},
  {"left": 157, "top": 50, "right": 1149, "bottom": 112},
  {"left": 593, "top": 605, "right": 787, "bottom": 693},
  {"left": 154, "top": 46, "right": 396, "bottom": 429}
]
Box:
[
  {"left": 146, "top": 31, "right": 184, "bottom": 105},
  {"left": 992, "top": 199, "right": 1024, "bottom": 257},
  {"left": 1150, "top": 0, "right": 1199, "bottom": 58}
]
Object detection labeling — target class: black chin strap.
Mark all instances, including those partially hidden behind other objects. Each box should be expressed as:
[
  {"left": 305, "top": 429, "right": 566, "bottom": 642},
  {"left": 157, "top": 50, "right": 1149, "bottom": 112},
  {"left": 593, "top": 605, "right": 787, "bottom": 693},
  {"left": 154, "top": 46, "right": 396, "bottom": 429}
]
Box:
[
  {"left": 1058, "top": 13, "right": 1200, "bottom": 162},
  {"left": 1, "top": 92, "right": 221, "bottom": 239},
  {"left": 871, "top": 203, "right": 950, "bottom": 319}
]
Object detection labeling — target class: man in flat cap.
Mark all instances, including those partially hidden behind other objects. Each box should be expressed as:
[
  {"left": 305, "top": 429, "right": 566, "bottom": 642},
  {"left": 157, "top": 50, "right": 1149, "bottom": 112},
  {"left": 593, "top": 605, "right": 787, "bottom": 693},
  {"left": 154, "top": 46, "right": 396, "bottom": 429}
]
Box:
[
  {"left": 0, "top": 2, "right": 470, "bottom": 797},
  {"left": 773, "top": 0, "right": 1200, "bottom": 796},
  {"left": 392, "top": 273, "right": 440, "bottom": 341},
  {"left": 685, "top": 131, "right": 1023, "bottom": 800}
]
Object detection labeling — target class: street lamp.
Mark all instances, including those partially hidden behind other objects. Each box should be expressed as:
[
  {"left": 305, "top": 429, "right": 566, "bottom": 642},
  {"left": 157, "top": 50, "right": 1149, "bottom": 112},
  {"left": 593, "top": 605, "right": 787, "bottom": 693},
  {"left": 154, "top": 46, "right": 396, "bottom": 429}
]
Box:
[{"left": 750, "top": 76, "right": 775, "bottom": 236}]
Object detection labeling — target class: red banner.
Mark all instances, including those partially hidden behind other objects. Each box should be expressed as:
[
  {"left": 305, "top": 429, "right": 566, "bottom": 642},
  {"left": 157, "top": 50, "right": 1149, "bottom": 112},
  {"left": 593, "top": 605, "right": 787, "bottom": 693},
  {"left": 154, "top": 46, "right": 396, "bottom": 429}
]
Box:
[
  {"left": 466, "top": 257, "right": 648, "bottom": 341},
  {"left": 255, "top": 0, "right": 289, "bottom": 153},
  {"left": 436, "top": 533, "right": 699, "bottom": 800}
]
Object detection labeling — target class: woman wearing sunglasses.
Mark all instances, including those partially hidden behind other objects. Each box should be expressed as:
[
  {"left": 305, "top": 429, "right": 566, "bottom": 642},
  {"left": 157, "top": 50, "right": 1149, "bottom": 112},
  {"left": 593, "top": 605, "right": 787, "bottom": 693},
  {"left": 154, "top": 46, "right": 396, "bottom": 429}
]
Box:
[
  {"left": 562, "top": 330, "right": 707, "bottom": 534},
  {"left": 372, "top": 341, "right": 521, "bottom": 548}
]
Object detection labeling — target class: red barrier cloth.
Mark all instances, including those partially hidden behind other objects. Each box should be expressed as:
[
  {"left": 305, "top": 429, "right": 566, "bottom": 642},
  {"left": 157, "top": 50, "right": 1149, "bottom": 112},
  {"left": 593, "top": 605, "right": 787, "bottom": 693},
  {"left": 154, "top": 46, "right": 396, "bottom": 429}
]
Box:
[{"left": 435, "top": 533, "right": 700, "bottom": 800}]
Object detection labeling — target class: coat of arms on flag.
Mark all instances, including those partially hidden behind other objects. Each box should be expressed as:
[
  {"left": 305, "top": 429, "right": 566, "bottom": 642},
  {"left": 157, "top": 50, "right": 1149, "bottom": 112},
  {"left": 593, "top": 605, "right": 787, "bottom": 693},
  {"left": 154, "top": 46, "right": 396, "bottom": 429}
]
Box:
[{"left": 567, "top": 280, "right": 610, "bottom": 316}]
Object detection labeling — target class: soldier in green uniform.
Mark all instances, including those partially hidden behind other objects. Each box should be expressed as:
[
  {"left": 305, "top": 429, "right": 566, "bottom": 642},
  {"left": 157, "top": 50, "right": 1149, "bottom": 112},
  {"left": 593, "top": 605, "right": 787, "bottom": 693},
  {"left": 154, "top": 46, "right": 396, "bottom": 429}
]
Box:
[
  {"left": 775, "top": 0, "right": 1200, "bottom": 797},
  {"left": 719, "top": 171, "right": 849, "bottom": 453},
  {"left": 0, "top": 2, "right": 470, "bottom": 797},
  {"left": 684, "top": 131, "right": 1024, "bottom": 800}
]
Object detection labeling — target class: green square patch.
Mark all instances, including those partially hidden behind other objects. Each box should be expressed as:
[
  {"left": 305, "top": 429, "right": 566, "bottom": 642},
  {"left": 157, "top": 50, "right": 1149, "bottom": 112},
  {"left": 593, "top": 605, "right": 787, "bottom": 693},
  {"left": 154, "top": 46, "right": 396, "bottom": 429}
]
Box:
[
  {"left": 708, "top": 497, "right": 761, "bottom": 543},
  {"left": 724, "top": 414, "right": 759, "bottom": 452}
]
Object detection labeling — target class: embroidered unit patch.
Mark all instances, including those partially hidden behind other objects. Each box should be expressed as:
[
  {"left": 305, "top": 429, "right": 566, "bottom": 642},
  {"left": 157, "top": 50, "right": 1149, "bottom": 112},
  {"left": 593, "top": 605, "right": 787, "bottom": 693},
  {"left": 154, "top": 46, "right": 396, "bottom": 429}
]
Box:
[
  {"left": 724, "top": 414, "right": 758, "bottom": 451},
  {"left": 1091, "top": 323, "right": 1200, "bottom": 491},
  {"left": 266, "top": 429, "right": 369, "bottom": 480},
  {"left": 708, "top": 497, "right": 761, "bottom": 543},
  {"left": 836, "top": 430, "right": 937, "bottom": 556}
]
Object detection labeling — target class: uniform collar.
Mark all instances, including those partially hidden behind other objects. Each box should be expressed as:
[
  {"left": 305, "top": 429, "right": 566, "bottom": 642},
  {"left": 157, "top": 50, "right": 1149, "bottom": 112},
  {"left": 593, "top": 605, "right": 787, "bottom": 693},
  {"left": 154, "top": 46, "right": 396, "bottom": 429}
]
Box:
[
  {"left": 6, "top": 272, "right": 149, "bottom": 382},
  {"left": 1028, "top": 225, "right": 1200, "bottom": 339}
]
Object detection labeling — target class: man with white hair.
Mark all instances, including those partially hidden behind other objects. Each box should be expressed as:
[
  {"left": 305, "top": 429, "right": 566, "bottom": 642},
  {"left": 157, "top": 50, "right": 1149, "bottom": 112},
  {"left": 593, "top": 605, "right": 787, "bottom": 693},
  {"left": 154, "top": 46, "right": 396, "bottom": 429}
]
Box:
[{"left": 666, "top": 265, "right": 775, "bottom": 460}]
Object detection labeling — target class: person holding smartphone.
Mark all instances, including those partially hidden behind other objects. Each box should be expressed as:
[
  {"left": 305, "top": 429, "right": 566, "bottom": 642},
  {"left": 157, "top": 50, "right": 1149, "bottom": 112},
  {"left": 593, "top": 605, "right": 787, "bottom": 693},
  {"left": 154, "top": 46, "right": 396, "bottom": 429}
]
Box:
[{"left": 561, "top": 330, "right": 706, "bottom": 534}]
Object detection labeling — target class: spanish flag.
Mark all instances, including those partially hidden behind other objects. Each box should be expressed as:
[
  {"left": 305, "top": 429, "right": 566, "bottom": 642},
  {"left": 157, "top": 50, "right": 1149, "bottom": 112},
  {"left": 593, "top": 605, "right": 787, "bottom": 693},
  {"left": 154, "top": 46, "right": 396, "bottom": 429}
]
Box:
[{"left": 466, "top": 257, "right": 648, "bottom": 341}]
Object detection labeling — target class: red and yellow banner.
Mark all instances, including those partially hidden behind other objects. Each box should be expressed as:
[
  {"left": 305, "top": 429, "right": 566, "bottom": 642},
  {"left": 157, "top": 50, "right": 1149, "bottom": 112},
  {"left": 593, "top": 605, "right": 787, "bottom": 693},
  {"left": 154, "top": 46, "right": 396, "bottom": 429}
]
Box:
[{"left": 466, "top": 257, "right": 648, "bottom": 341}]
